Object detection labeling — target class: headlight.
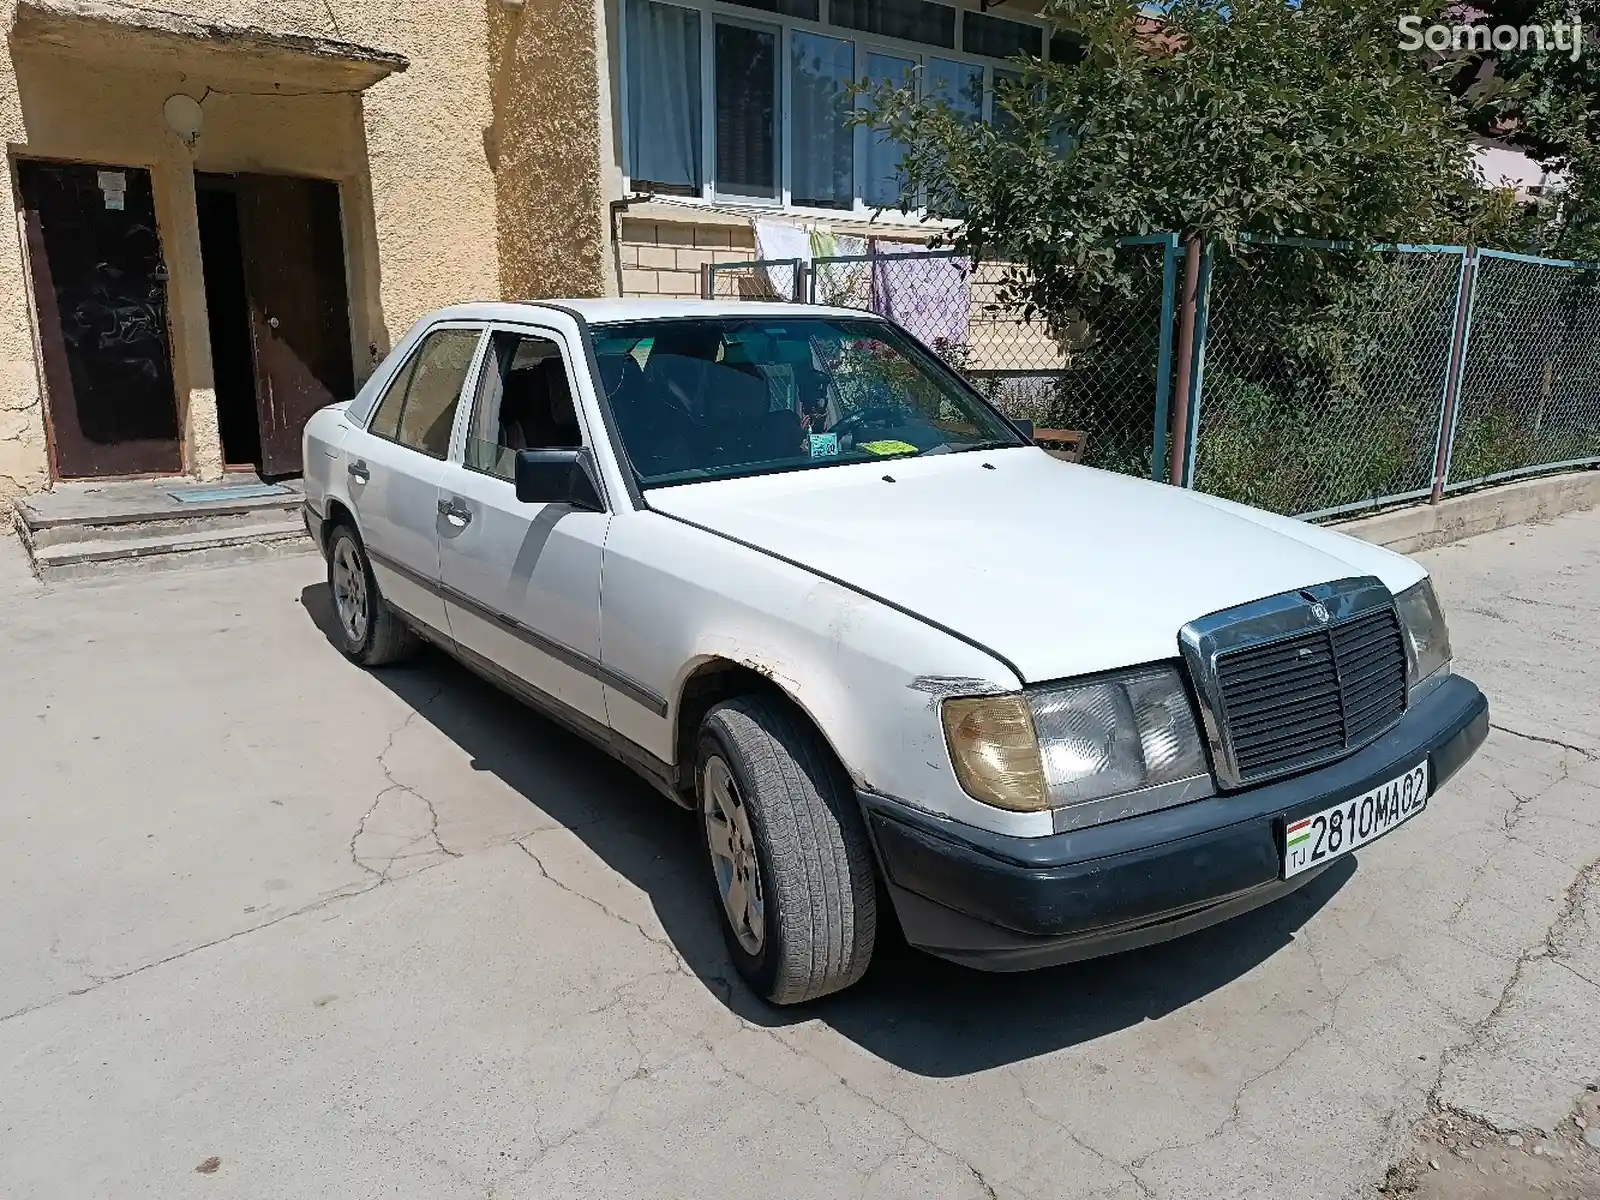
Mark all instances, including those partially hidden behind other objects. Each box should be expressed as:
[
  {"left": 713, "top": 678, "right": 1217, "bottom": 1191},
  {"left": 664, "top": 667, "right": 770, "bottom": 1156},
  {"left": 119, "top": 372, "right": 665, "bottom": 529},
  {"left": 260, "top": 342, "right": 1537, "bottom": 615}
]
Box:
[
  {"left": 1395, "top": 577, "right": 1452, "bottom": 696},
  {"left": 941, "top": 666, "right": 1212, "bottom": 822},
  {"left": 1029, "top": 666, "right": 1210, "bottom": 809}
]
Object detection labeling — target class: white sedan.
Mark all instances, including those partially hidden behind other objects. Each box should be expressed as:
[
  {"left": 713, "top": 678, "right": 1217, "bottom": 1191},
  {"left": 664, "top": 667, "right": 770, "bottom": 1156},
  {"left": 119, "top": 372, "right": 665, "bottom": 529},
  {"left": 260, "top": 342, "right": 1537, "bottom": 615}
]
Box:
[{"left": 302, "top": 299, "right": 1488, "bottom": 1004}]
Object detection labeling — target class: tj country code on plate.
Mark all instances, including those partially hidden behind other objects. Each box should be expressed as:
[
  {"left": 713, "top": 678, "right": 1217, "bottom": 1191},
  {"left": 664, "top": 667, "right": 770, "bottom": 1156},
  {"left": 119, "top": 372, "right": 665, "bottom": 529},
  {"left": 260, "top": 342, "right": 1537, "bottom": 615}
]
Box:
[{"left": 1284, "top": 761, "right": 1430, "bottom": 878}]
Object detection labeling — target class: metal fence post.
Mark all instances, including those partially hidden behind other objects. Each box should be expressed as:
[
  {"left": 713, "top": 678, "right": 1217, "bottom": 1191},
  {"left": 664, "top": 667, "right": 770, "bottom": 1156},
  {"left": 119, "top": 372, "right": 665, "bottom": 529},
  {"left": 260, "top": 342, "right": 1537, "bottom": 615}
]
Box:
[
  {"left": 1149, "top": 233, "right": 1181, "bottom": 481},
  {"left": 1430, "top": 245, "right": 1479, "bottom": 502},
  {"left": 794, "top": 260, "right": 809, "bottom": 304},
  {"left": 1181, "top": 241, "right": 1215, "bottom": 489},
  {"left": 700, "top": 262, "right": 714, "bottom": 300},
  {"left": 1166, "top": 234, "right": 1204, "bottom": 486}
]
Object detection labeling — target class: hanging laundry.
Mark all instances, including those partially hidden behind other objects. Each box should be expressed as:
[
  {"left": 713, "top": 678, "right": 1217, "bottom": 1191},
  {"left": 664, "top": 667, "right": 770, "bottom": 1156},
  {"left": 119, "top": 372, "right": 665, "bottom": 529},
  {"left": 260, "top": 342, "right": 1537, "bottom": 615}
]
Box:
[
  {"left": 809, "top": 230, "right": 870, "bottom": 310},
  {"left": 753, "top": 218, "right": 811, "bottom": 301},
  {"left": 869, "top": 241, "right": 972, "bottom": 356}
]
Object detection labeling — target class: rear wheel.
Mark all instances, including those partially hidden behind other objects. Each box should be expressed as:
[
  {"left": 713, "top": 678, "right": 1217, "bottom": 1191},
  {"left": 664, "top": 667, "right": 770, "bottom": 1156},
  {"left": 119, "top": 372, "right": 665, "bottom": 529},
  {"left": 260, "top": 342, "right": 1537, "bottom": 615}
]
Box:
[
  {"left": 697, "top": 695, "right": 877, "bottom": 1004},
  {"left": 327, "top": 524, "right": 418, "bottom": 667}
]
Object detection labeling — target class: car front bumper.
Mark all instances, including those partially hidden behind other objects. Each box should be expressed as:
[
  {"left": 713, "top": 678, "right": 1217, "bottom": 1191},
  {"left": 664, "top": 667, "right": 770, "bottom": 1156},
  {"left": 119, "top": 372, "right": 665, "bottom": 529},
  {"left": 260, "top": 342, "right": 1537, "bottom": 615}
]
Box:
[{"left": 861, "top": 673, "right": 1488, "bottom": 971}]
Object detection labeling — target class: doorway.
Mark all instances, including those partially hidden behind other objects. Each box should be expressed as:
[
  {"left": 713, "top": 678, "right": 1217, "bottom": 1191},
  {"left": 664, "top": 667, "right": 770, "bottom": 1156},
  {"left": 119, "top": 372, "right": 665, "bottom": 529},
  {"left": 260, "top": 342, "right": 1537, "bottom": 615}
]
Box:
[
  {"left": 195, "top": 172, "right": 356, "bottom": 478},
  {"left": 17, "top": 159, "right": 182, "bottom": 479}
]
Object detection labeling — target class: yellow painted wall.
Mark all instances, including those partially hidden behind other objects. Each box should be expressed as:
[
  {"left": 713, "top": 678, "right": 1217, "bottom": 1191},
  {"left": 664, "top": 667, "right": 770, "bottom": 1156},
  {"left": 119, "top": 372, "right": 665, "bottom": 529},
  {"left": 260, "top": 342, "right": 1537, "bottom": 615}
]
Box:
[{"left": 488, "top": 0, "right": 610, "bottom": 301}]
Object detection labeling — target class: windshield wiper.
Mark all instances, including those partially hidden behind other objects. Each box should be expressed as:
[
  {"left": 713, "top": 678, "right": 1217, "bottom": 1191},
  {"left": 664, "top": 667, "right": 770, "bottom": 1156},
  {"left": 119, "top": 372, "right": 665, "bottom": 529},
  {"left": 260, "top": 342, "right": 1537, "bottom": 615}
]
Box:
[{"left": 947, "top": 440, "right": 1024, "bottom": 454}]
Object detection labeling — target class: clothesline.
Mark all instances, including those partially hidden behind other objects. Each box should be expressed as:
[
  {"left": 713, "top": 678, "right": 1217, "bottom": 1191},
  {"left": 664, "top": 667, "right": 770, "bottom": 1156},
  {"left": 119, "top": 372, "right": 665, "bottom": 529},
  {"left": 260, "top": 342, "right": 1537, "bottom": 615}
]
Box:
[{"left": 753, "top": 218, "right": 973, "bottom": 350}]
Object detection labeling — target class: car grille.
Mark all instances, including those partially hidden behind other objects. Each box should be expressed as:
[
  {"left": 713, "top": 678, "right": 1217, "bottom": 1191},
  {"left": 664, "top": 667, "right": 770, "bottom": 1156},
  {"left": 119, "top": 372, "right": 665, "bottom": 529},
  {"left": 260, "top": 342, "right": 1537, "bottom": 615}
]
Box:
[{"left": 1215, "top": 606, "right": 1407, "bottom": 783}]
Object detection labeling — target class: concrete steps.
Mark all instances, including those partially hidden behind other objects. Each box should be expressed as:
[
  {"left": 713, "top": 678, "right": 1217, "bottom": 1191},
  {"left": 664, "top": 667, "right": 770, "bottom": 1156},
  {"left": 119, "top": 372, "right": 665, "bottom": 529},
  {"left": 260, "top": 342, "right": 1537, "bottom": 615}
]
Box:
[{"left": 15, "top": 478, "right": 315, "bottom": 582}]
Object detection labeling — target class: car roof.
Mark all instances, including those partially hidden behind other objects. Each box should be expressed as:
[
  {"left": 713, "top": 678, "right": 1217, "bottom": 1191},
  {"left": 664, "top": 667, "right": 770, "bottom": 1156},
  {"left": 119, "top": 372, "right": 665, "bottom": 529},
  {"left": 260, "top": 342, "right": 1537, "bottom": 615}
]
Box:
[{"left": 422, "top": 298, "right": 880, "bottom": 327}]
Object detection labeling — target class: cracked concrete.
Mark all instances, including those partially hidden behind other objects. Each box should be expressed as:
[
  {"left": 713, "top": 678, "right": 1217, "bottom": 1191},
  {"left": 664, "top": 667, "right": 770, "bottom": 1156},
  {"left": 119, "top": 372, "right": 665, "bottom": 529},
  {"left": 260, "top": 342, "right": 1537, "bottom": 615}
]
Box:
[{"left": 1, "top": 509, "right": 1598, "bottom": 1199}]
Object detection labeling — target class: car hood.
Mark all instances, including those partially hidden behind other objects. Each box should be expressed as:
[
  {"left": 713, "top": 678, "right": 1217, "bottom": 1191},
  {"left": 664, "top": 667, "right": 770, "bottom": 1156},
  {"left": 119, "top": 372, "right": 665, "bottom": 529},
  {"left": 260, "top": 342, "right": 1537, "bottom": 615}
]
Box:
[{"left": 643, "top": 448, "right": 1427, "bottom": 684}]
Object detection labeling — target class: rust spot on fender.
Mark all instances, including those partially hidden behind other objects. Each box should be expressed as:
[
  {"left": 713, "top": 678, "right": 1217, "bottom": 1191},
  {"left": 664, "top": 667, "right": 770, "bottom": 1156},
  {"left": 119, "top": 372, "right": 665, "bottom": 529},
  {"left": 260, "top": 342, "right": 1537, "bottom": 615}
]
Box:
[{"left": 908, "top": 675, "right": 1005, "bottom": 709}]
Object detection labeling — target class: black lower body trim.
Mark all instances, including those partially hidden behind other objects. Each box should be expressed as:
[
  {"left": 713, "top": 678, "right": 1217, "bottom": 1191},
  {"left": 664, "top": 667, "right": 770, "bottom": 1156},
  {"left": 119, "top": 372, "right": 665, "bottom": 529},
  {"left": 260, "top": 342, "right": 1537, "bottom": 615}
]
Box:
[
  {"left": 303, "top": 501, "right": 327, "bottom": 556},
  {"left": 864, "top": 674, "right": 1488, "bottom": 971},
  {"left": 364, "top": 544, "right": 668, "bottom": 718},
  {"left": 404, "top": 621, "right": 685, "bottom": 806}
]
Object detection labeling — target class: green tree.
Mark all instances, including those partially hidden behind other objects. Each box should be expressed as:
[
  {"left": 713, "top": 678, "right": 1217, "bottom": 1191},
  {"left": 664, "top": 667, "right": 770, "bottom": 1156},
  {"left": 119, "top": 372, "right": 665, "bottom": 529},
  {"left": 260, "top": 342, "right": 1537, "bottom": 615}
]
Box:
[{"left": 859, "top": 0, "right": 1485, "bottom": 318}]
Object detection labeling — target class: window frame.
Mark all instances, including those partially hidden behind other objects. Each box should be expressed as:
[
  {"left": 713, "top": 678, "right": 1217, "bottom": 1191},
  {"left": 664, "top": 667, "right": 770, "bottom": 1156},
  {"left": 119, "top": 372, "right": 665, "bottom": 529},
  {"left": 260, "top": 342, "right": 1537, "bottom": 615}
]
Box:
[
  {"left": 364, "top": 321, "right": 487, "bottom": 461},
  {"left": 786, "top": 26, "right": 857, "bottom": 211},
  {"left": 618, "top": 0, "right": 1055, "bottom": 220},
  {"left": 456, "top": 323, "right": 598, "bottom": 484},
  {"left": 711, "top": 11, "right": 785, "bottom": 204}
]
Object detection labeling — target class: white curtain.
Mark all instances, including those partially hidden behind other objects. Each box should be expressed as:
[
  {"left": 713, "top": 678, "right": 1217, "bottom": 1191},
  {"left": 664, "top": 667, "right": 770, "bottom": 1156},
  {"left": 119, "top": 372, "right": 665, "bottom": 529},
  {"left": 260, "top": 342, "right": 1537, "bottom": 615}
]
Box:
[{"left": 627, "top": 0, "right": 701, "bottom": 191}]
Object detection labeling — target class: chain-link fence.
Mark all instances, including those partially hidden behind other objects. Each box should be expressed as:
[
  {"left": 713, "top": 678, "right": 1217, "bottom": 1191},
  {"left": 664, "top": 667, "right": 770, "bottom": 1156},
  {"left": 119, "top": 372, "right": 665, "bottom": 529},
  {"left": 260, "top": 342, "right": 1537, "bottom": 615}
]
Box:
[
  {"left": 1446, "top": 250, "right": 1600, "bottom": 491},
  {"left": 804, "top": 240, "right": 1179, "bottom": 478},
  {"left": 703, "top": 258, "right": 804, "bottom": 302},
  {"left": 1188, "top": 239, "right": 1466, "bottom": 519},
  {"left": 704, "top": 233, "right": 1600, "bottom": 515}
]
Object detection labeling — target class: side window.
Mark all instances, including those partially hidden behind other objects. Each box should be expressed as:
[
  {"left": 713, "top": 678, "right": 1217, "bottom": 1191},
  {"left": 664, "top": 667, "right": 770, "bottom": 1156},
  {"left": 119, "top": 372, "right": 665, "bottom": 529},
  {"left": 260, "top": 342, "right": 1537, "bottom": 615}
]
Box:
[
  {"left": 368, "top": 327, "right": 481, "bottom": 458},
  {"left": 366, "top": 355, "right": 416, "bottom": 442},
  {"left": 464, "top": 331, "right": 584, "bottom": 481}
]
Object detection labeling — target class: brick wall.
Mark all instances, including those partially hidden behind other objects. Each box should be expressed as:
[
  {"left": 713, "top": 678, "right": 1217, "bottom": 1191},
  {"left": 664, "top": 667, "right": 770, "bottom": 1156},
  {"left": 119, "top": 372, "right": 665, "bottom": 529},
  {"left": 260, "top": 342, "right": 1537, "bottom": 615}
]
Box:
[{"left": 617, "top": 217, "right": 755, "bottom": 296}]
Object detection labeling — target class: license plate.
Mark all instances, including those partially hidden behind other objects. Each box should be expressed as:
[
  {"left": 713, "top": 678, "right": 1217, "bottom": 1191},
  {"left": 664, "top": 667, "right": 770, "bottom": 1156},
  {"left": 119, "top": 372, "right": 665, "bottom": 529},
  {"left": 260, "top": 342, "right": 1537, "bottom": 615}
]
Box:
[{"left": 1283, "top": 761, "right": 1429, "bottom": 878}]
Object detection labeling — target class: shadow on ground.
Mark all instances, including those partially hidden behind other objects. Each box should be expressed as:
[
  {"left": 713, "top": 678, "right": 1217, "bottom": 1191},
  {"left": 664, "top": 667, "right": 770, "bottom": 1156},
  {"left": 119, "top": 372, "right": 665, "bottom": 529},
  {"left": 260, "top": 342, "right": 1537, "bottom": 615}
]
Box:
[{"left": 303, "top": 583, "right": 1354, "bottom": 1079}]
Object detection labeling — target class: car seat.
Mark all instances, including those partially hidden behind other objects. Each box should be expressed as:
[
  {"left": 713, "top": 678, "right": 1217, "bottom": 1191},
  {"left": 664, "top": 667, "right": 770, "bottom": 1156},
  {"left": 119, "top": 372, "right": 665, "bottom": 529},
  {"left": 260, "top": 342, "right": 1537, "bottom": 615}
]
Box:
[{"left": 499, "top": 368, "right": 543, "bottom": 450}]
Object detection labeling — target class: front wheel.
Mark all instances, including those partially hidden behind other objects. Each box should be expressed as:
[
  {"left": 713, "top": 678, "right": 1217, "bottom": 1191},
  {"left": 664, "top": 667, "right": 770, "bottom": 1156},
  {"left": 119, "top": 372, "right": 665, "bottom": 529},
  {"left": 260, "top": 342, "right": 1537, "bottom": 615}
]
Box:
[
  {"left": 327, "top": 524, "right": 418, "bottom": 667},
  {"left": 697, "top": 695, "right": 877, "bottom": 1004}
]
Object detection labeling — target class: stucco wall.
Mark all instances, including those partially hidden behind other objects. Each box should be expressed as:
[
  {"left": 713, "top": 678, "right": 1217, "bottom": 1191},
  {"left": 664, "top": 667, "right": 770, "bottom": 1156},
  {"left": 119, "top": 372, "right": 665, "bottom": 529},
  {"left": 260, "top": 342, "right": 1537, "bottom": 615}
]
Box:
[
  {"left": 487, "top": 0, "right": 609, "bottom": 301},
  {"left": 0, "top": 0, "right": 503, "bottom": 501}
]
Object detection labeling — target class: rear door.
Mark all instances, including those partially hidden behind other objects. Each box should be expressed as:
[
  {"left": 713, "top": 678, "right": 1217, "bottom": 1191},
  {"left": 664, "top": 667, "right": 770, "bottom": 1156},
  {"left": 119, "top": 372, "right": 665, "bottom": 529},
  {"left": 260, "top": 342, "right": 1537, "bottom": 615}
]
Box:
[
  {"left": 435, "top": 324, "right": 610, "bottom": 723},
  {"left": 344, "top": 323, "right": 485, "bottom": 636}
]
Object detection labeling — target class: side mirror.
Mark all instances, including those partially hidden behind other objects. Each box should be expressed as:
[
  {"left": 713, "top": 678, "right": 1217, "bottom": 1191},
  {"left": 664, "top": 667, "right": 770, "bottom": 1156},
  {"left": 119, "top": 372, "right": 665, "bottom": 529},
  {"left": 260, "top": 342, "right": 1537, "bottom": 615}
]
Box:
[
  {"left": 1013, "top": 418, "right": 1034, "bottom": 442},
  {"left": 514, "top": 448, "right": 604, "bottom": 511}
]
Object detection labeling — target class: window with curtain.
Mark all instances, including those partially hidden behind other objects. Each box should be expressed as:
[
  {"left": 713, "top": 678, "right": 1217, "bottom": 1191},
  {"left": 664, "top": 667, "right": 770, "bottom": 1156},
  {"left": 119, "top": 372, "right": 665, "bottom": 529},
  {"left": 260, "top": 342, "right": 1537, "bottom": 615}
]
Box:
[
  {"left": 991, "top": 65, "right": 1023, "bottom": 135},
  {"left": 620, "top": 0, "right": 1056, "bottom": 212},
  {"left": 862, "top": 51, "right": 915, "bottom": 208},
  {"left": 790, "top": 31, "right": 854, "bottom": 209},
  {"left": 715, "top": 20, "right": 780, "bottom": 199},
  {"left": 926, "top": 58, "right": 983, "bottom": 122},
  {"left": 626, "top": 0, "right": 702, "bottom": 193}
]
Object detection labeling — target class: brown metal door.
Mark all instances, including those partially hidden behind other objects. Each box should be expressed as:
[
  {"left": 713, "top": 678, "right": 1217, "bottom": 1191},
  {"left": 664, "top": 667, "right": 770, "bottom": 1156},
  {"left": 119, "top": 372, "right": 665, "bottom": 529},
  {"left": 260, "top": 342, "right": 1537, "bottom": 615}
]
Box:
[
  {"left": 17, "top": 160, "right": 182, "bottom": 478},
  {"left": 234, "top": 174, "right": 355, "bottom": 477}
]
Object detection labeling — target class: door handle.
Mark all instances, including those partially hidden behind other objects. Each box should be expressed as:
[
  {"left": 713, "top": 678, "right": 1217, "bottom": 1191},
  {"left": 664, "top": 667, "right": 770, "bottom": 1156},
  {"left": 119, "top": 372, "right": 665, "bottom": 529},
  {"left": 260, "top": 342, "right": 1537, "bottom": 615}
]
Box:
[
  {"left": 347, "top": 459, "right": 370, "bottom": 483},
  {"left": 438, "top": 497, "right": 472, "bottom": 526}
]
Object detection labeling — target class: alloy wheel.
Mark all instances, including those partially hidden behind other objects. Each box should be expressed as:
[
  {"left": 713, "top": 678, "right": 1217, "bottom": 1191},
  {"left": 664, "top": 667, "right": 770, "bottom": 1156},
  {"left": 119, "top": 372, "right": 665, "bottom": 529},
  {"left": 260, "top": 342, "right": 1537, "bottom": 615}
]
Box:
[
  {"left": 703, "top": 754, "right": 765, "bottom": 954},
  {"left": 331, "top": 537, "right": 370, "bottom": 646}
]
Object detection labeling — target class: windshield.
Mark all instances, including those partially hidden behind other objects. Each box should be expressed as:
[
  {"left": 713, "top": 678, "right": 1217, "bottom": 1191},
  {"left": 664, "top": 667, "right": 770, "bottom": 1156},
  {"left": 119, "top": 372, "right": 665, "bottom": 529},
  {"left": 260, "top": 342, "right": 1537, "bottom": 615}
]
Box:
[{"left": 589, "top": 316, "right": 1024, "bottom": 487}]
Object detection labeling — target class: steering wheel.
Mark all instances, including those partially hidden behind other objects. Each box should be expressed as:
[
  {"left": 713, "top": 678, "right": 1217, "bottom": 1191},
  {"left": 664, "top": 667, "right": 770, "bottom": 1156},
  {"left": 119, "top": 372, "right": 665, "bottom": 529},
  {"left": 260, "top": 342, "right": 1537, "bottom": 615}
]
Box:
[{"left": 832, "top": 405, "right": 907, "bottom": 442}]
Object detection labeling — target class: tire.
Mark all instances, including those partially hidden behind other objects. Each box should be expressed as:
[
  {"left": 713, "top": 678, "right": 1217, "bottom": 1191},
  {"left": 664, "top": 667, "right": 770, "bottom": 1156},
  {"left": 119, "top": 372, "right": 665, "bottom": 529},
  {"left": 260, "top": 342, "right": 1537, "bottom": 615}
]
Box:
[
  {"left": 326, "top": 523, "right": 418, "bottom": 667},
  {"left": 696, "top": 694, "right": 877, "bottom": 1004}
]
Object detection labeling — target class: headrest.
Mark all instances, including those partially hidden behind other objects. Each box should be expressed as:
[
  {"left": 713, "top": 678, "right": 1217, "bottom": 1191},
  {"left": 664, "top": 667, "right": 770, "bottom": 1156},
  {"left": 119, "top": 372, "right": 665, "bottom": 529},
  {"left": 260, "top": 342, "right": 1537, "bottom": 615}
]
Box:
[{"left": 547, "top": 365, "right": 576, "bottom": 428}]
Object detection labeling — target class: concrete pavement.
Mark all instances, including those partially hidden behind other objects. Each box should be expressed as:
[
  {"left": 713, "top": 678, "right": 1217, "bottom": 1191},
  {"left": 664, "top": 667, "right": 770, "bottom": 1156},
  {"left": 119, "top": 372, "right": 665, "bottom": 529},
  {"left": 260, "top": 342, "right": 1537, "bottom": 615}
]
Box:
[{"left": 1, "top": 511, "right": 1597, "bottom": 1199}]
